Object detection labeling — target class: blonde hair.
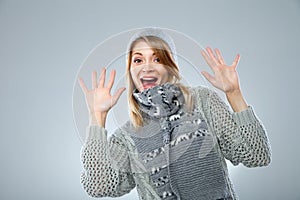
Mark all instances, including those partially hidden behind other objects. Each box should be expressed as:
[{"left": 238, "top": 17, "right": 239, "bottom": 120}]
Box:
[{"left": 126, "top": 36, "right": 193, "bottom": 127}]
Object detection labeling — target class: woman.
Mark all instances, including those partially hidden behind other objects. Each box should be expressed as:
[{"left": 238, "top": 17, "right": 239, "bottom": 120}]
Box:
[{"left": 78, "top": 27, "right": 271, "bottom": 200}]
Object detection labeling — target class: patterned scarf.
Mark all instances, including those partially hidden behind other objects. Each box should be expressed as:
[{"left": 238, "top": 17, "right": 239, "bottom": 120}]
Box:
[{"left": 133, "top": 83, "right": 185, "bottom": 145}]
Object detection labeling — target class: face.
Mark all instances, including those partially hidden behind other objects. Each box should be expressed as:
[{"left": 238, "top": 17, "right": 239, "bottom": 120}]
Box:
[{"left": 130, "top": 41, "right": 170, "bottom": 92}]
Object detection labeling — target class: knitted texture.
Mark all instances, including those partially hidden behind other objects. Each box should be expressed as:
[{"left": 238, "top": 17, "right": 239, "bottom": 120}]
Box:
[
  {"left": 196, "top": 87, "right": 271, "bottom": 167},
  {"left": 80, "top": 85, "right": 271, "bottom": 199},
  {"left": 131, "top": 83, "right": 229, "bottom": 199},
  {"left": 80, "top": 126, "right": 135, "bottom": 197}
]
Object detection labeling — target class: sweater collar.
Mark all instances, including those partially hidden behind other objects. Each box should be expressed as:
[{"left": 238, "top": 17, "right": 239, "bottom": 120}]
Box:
[{"left": 133, "top": 83, "right": 185, "bottom": 118}]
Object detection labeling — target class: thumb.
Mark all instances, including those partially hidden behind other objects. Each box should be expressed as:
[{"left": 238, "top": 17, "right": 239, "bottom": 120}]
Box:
[
  {"left": 201, "top": 71, "right": 215, "bottom": 84},
  {"left": 112, "top": 87, "right": 126, "bottom": 105}
]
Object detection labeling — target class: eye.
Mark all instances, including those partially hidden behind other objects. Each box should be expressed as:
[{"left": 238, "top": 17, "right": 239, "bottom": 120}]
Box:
[
  {"left": 133, "top": 58, "right": 142, "bottom": 63},
  {"left": 154, "top": 57, "right": 160, "bottom": 63}
]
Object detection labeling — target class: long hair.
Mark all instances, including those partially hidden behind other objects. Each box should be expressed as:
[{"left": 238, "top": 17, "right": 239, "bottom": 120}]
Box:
[{"left": 126, "top": 35, "right": 193, "bottom": 128}]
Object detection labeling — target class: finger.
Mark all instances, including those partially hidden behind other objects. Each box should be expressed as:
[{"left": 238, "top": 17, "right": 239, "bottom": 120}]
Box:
[
  {"left": 206, "top": 47, "right": 220, "bottom": 65},
  {"left": 78, "top": 77, "right": 88, "bottom": 93},
  {"left": 107, "top": 69, "right": 116, "bottom": 90},
  {"left": 215, "top": 48, "right": 225, "bottom": 65},
  {"left": 201, "top": 71, "right": 216, "bottom": 85},
  {"left": 112, "top": 87, "right": 126, "bottom": 105},
  {"left": 201, "top": 49, "right": 216, "bottom": 70},
  {"left": 92, "top": 71, "right": 97, "bottom": 89},
  {"left": 99, "top": 68, "right": 106, "bottom": 88},
  {"left": 232, "top": 54, "right": 240, "bottom": 68}
]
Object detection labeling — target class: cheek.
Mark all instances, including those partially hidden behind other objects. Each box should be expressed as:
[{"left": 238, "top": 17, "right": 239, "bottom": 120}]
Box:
[
  {"left": 130, "top": 67, "right": 137, "bottom": 79},
  {"left": 130, "top": 68, "right": 140, "bottom": 84},
  {"left": 157, "top": 66, "right": 170, "bottom": 80}
]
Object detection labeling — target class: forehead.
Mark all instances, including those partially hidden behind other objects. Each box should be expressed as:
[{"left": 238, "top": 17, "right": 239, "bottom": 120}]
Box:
[{"left": 132, "top": 41, "right": 153, "bottom": 52}]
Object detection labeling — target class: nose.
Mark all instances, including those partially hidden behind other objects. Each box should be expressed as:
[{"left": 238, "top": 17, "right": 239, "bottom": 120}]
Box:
[{"left": 142, "top": 63, "right": 154, "bottom": 72}]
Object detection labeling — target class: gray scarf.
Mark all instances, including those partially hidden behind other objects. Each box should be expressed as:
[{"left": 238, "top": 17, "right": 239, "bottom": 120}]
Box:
[
  {"left": 133, "top": 83, "right": 185, "bottom": 118},
  {"left": 133, "top": 83, "right": 185, "bottom": 145}
]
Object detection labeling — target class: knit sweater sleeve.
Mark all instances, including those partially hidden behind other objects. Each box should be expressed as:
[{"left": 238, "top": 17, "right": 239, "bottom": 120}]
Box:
[
  {"left": 196, "top": 87, "right": 271, "bottom": 167},
  {"left": 80, "top": 125, "right": 136, "bottom": 197}
]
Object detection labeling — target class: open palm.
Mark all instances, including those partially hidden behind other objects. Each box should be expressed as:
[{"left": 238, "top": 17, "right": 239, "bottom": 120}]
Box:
[
  {"left": 78, "top": 68, "right": 126, "bottom": 114},
  {"left": 201, "top": 47, "right": 241, "bottom": 94}
]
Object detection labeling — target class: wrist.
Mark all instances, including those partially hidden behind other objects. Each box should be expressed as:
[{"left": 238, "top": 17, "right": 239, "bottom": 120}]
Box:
[
  {"left": 225, "top": 89, "right": 248, "bottom": 112},
  {"left": 225, "top": 88, "right": 242, "bottom": 97},
  {"left": 89, "top": 111, "right": 107, "bottom": 127}
]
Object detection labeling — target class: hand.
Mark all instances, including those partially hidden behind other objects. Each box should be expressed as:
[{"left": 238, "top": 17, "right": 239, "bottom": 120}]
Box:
[
  {"left": 201, "top": 47, "right": 241, "bottom": 94},
  {"left": 78, "top": 68, "right": 126, "bottom": 117}
]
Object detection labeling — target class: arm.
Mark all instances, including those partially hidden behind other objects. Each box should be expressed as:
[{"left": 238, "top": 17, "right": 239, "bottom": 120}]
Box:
[
  {"left": 80, "top": 126, "right": 135, "bottom": 197},
  {"left": 200, "top": 47, "right": 271, "bottom": 167},
  {"left": 207, "top": 90, "right": 271, "bottom": 167},
  {"left": 78, "top": 68, "right": 133, "bottom": 197}
]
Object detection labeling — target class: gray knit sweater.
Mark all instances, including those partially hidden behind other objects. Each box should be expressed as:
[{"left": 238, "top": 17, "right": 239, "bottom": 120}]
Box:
[{"left": 80, "top": 84, "right": 271, "bottom": 200}]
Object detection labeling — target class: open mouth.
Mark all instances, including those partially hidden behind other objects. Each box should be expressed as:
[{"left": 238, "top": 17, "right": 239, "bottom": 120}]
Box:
[{"left": 140, "top": 77, "right": 158, "bottom": 90}]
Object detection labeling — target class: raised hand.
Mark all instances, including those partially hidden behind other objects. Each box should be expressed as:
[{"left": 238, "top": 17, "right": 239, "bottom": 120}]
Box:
[
  {"left": 201, "top": 47, "right": 241, "bottom": 94},
  {"left": 201, "top": 47, "right": 248, "bottom": 112},
  {"left": 78, "top": 68, "right": 126, "bottom": 126}
]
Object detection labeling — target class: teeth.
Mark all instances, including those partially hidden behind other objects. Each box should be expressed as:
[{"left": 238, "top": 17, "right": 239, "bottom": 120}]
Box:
[
  {"left": 140, "top": 77, "right": 158, "bottom": 82},
  {"left": 142, "top": 78, "right": 155, "bottom": 81}
]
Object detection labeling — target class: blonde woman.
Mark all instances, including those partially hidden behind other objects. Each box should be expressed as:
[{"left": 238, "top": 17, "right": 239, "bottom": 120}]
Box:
[{"left": 79, "top": 27, "right": 271, "bottom": 200}]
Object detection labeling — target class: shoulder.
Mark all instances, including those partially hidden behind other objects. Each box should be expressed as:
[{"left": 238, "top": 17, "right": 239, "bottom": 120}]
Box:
[
  {"left": 189, "top": 85, "right": 218, "bottom": 105},
  {"left": 118, "top": 120, "right": 136, "bottom": 134},
  {"left": 188, "top": 85, "right": 228, "bottom": 117},
  {"left": 110, "top": 120, "right": 137, "bottom": 151},
  {"left": 190, "top": 85, "right": 212, "bottom": 96}
]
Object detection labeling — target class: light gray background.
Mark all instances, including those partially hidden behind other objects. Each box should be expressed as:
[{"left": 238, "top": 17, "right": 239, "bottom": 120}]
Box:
[{"left": 0, "top": 0, "right": 299, "bottom": 200}]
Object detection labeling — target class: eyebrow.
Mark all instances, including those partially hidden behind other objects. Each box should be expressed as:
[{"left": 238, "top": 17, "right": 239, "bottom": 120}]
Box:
[{"left": 132, "top": 52, "right": 156, "bottom": 56}]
